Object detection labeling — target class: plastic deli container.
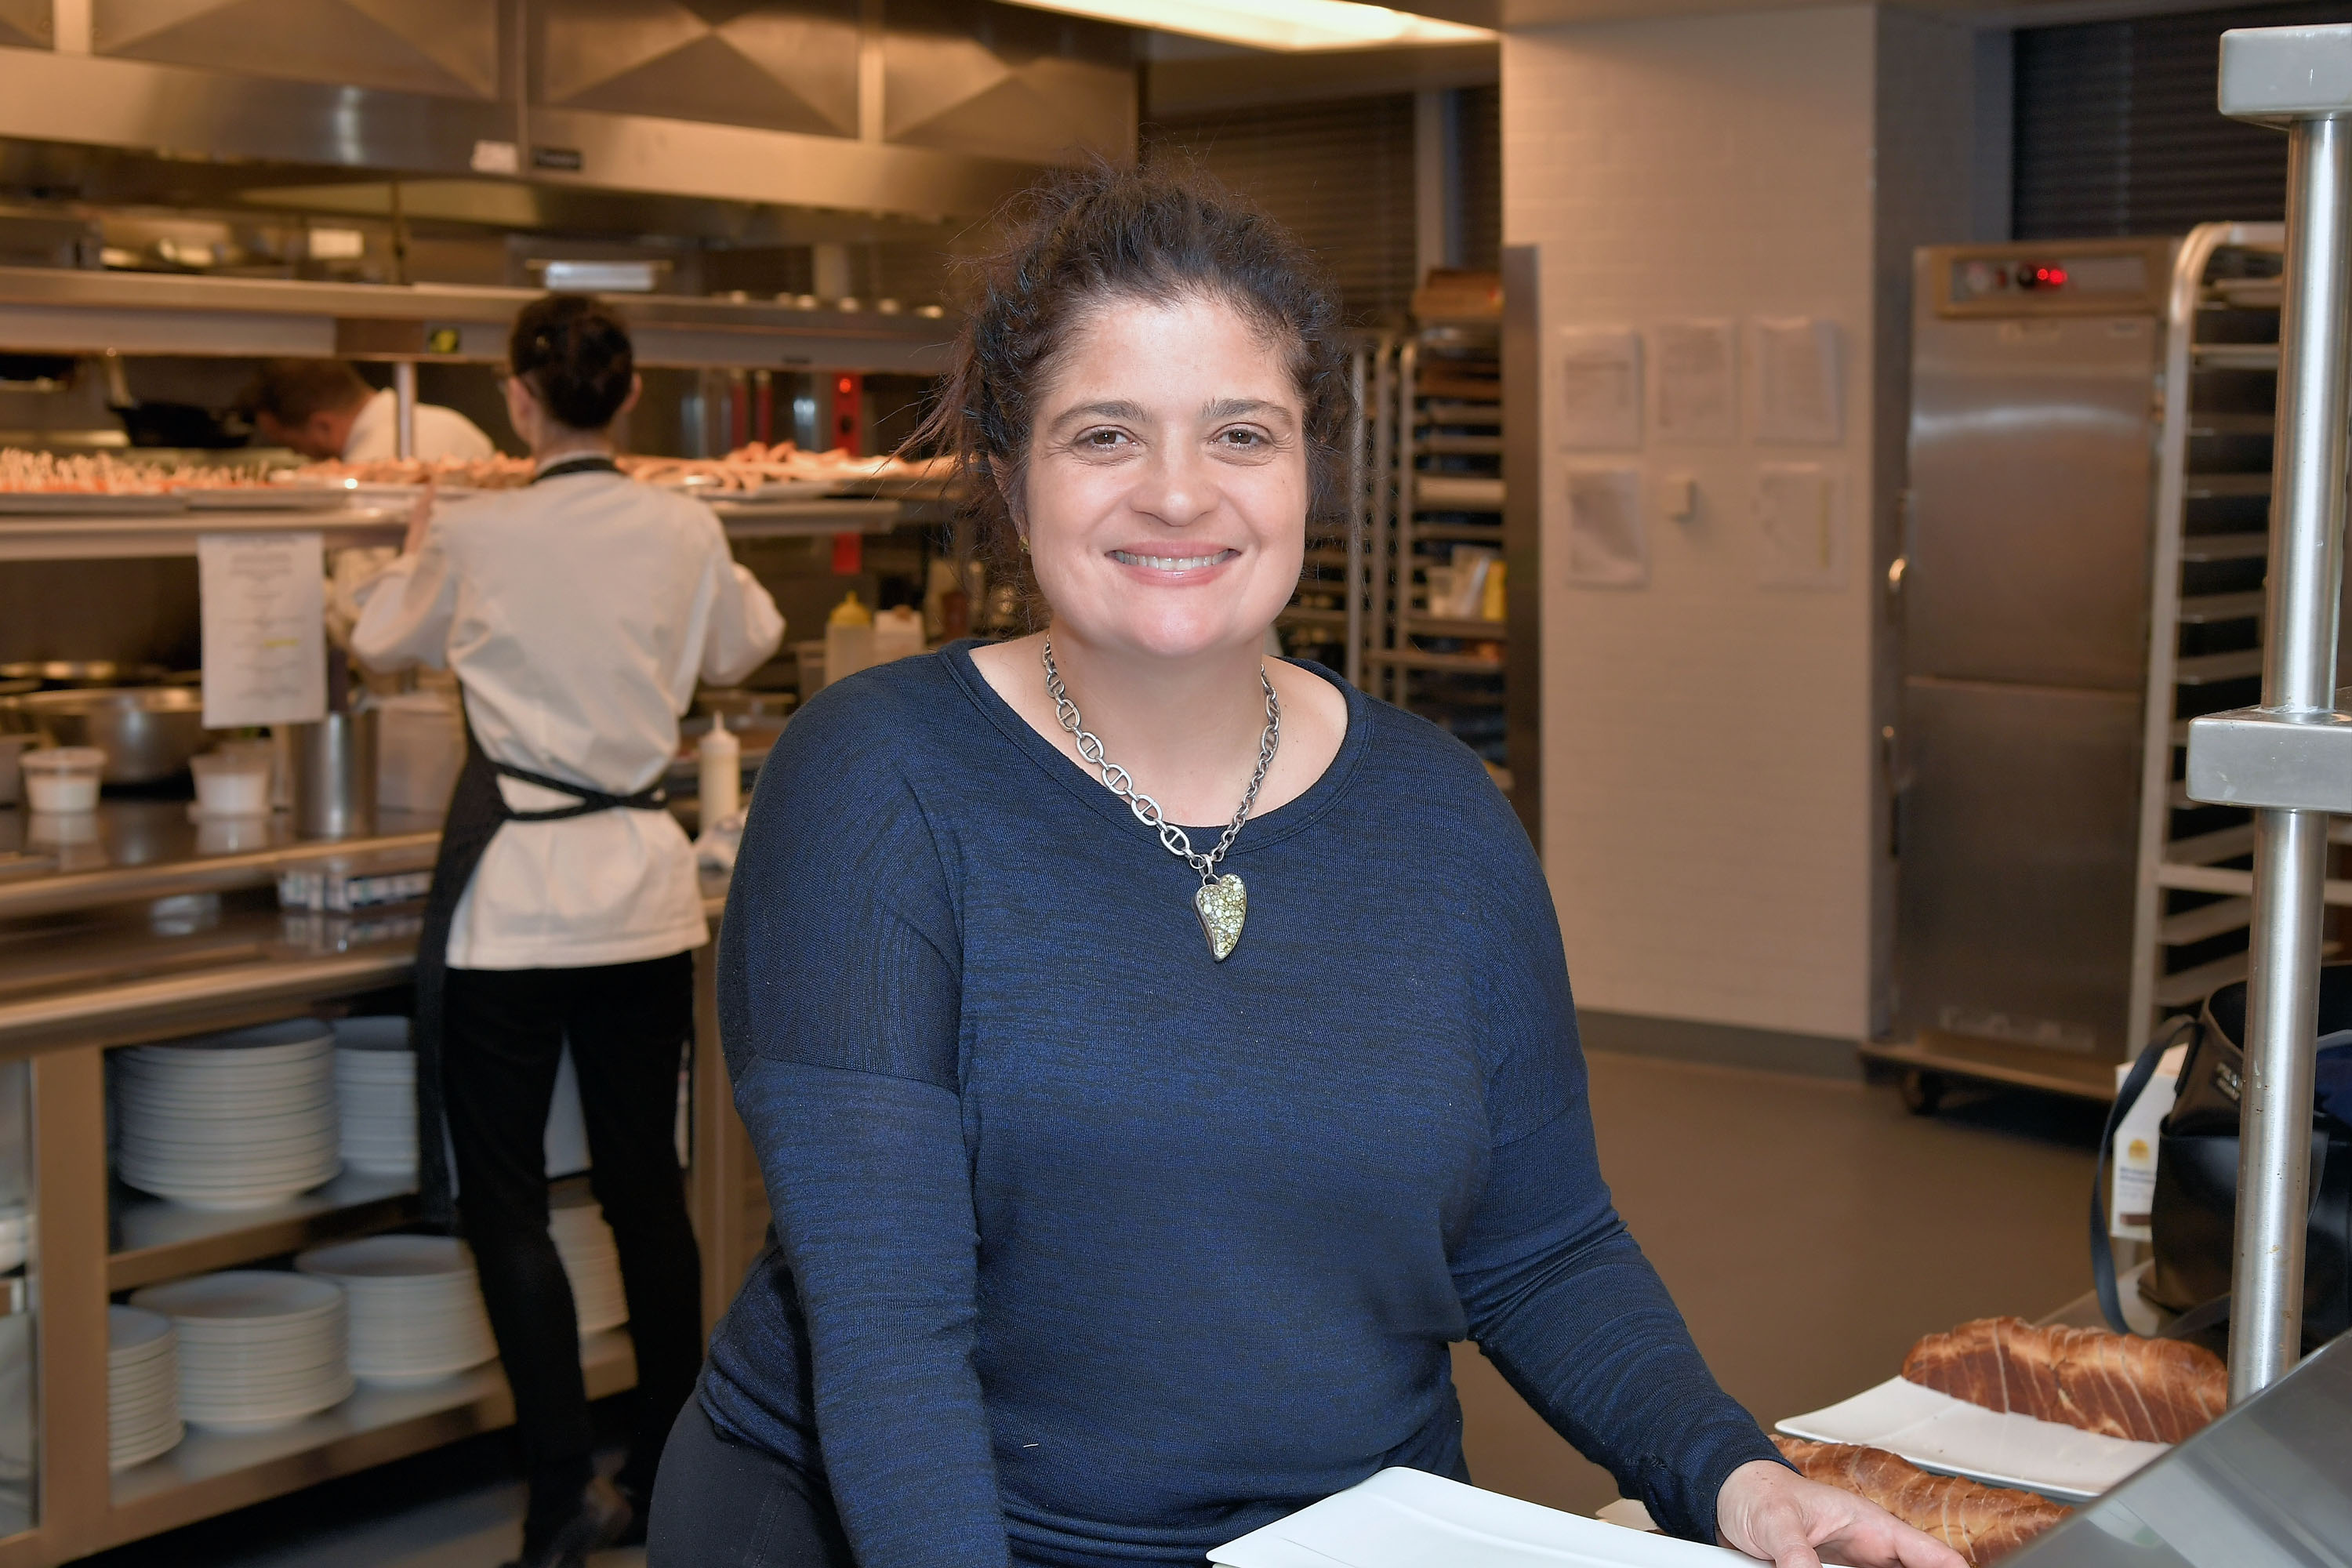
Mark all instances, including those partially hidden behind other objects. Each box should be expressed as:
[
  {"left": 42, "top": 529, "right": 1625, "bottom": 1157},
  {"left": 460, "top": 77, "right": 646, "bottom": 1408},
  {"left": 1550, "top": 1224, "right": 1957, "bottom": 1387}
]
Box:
[
  {"left": 190, "top": 750, "right": 274, "bottom": 818},
  {"left": 20, "top": 747, "right": 105, "bottom": 812}
]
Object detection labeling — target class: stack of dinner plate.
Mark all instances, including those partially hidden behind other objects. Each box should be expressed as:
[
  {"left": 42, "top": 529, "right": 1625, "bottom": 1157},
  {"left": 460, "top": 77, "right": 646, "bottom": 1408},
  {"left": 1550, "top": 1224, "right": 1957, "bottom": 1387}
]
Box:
[
  {"left": 107, "top": 1306, "right": 182, "bottom": 1471},
  {"left": 296, "top": 1235, "right": 495, "bottom": 1385},
  {"left": 332, "top": 1018, "right": 418, "bottom": 1179},
  {"left": 549, "top": 1192, "right": 628, "bottom": 1335},
  {"left": 129, "top": 1272, "right": 351, "bottom": 1432},
  {"left": 114, "top": 1020, "right": 341, "bottom": 1210},
  {"left": 0, "top": 1204, "right": 26, "bottom": 1273}
]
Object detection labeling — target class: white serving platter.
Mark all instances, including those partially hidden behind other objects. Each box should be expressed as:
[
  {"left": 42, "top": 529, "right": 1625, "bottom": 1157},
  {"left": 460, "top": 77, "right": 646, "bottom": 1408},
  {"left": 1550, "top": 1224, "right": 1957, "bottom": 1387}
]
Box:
[
  {"left": 0, "top": 492, "right": 185, "bottom": 514},
  {"left": 1210, "top": 1468, "right": 1748, "bottom": 1568},
  {"left": 1775, "top": 1377, "right": 2169, "bottom": 1503}
]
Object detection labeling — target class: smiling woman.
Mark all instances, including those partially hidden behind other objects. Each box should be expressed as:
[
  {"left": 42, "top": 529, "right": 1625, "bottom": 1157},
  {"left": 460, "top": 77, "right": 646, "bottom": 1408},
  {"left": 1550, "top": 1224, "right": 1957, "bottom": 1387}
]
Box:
[{"left": 652, "top": 162, "right": 1965, "bottom": 1568}]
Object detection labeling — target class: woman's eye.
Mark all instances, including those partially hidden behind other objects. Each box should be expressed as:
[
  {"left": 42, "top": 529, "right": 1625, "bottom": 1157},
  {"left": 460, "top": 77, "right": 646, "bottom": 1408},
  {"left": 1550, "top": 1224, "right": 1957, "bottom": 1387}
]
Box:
[
  {"left": 1077, "top": 428, "right": 1130, "bottom": 451},
  {"left": 1215, "top": 427, "right": 1267, "bottom": 449}
]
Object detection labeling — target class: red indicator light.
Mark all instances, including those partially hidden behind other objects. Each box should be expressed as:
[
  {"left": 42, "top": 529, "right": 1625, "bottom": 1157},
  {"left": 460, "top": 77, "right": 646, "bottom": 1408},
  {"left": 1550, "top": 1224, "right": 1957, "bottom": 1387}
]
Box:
[
  {"left": 837, "top": 376, "right": 854, "bottom": 395},
  {"left": 2019, "top": 263, "right": 2068, "bottom": 290}
]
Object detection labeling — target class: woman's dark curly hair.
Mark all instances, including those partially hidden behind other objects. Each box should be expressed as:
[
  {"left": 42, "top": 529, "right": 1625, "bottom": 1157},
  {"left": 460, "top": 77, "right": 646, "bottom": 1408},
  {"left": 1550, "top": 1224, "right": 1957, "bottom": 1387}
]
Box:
[
  {"left": 914, "top": 159, "right": 1352, "bottom": 618},
  {"left": 510, "top": 293, "right": 634, "bottom": 432}
]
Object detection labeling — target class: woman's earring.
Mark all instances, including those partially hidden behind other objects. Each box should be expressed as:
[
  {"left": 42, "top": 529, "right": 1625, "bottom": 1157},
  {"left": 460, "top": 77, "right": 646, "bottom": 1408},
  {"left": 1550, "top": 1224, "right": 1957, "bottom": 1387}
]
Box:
[{"left": 1018, "top": 533, "right": 1031, "bottom": 554}]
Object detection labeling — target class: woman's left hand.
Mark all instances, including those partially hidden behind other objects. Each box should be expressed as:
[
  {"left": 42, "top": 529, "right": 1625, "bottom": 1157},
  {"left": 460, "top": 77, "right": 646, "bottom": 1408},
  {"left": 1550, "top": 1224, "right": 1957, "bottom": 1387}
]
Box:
[{"left": 1714, "top": 1459, "right": 1967, "bottom": 1568}]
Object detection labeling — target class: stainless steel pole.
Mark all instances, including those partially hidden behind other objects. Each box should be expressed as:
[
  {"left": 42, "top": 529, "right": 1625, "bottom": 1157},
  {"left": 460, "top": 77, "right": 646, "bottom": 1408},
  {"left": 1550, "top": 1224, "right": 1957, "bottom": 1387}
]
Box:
[
  {"left": 2229, "top": 112, "right": 2352, "bottom": 1401},
  {"left": 393, "top": 361, "right": 419, "bottom": 461},
  {"left": 1345, "top": 347, "right": 1368, "bottom": 691}
]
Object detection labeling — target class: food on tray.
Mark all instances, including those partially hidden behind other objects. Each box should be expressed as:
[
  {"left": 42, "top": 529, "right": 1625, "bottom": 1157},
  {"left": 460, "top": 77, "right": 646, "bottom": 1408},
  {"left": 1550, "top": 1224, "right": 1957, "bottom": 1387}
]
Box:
[
  {"left": 619, "top": 441, "right": 952, "bottom": 492},
  {"left": 0, "top": 449, "right": 173, "bottom": 494},
  {"left": 1901, "top": 1317, "right": 2226, "bottom": 1444},
  {"left": 1774, "top": 1436, "right": 2069, "bottom": 1565},
  {"left": 288, "top": 453, "right": 538, "bottom": 490}
]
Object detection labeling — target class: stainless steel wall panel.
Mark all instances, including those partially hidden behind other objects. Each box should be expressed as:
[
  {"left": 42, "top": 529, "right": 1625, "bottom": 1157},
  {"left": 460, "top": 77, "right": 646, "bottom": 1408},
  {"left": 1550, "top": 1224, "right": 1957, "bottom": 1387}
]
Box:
[
  {"left": 535, "top": 0, "right": 860, "bottom": 140},
  {"left": 884, "top": 0, "right": 1133, "bottom": 164},
  {"left": 95, "top": 0, "right": 499, "bottom": 100},
  {"left": 1896, "top": 678, "right": 2145, "bottom": 1059},
  {"left": 1907, "top": 252, "right": 2162, "bottom": 691}
]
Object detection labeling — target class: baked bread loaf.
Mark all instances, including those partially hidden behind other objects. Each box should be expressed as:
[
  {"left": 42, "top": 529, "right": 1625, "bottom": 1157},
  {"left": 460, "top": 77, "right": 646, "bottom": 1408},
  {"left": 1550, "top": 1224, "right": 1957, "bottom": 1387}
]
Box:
[
  {"left": 1900, "top": 1317, "right": 2226, "bottom": 1443},
  {"left": 1774, "top": 1436, "right": 2070, "bottom": 1565}
]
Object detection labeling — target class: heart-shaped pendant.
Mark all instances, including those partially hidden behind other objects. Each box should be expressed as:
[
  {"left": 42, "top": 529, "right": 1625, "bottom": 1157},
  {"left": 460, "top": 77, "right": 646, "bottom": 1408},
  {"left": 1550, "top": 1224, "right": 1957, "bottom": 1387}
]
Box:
[{"left": 1193, "top": 873, "right": 1248, "bottom": 962}]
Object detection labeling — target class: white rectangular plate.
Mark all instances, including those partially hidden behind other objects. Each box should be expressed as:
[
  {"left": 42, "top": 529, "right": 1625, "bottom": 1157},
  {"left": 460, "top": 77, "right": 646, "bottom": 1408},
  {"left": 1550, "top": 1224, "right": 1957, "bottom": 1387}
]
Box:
[
  {"left": 1776, "top": 1377, "right": 2167, "bottom": 1502},
  {"left": 1211, "top": 1468, "right": 1748, "bottom": 1568}
]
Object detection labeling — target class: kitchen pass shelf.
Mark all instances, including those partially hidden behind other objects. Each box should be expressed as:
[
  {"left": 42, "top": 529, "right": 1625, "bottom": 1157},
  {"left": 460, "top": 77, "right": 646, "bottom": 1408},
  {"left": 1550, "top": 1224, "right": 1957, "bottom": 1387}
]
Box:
[{"left": 108, "top": 1171, "right": 419, "bottom": 1293}]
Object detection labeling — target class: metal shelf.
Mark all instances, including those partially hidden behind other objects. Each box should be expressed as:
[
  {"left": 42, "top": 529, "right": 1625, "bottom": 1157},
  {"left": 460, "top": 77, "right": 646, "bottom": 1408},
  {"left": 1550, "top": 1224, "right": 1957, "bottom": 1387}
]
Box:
[
  {"left": 2186, "top": 472, "right": 2273, "bottom": 499},
  {"left": 2190, "top": 412, "right": 2278, "bottom": 437},
  {"left": 2192, "top": 342, "right": 2282, "bottom": 370},
  {"left": 2179, "top": 590, "right": 2266, "bottom": 623},
  {"left": 101, "top": 1330, "right": 636, "bottom": 1549},
  {"left": 2180, "top": 532, "right": 2270, "bottom": 563},
  {"left": 1365, "top": 648, "right": 1506, "bottom": 673},
  {"left": 2176, "top": 647, "right": 2266, "bottom": 684},
  {"left": 1415, "top": 475, "right": 1504, "bottom": 510},
  {"left": 108, "top": 1172, "right": 418, "bottom": 1293},
  {"left": 1405, "top": 615, "right": 1508, "bottom": 641},
  {"left": 2158, "top": 895, "right": 2253, "bottom": 945},
  {"left": 2157, "top": 951, "right": 2252, "bottom": 1010}
]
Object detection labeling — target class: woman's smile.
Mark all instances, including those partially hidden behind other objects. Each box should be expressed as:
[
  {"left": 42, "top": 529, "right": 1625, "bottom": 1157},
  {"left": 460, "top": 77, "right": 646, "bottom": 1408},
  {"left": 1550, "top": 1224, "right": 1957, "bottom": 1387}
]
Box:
[{"left": 1107, "top": 546, "right": 1240, "bottom": 575}]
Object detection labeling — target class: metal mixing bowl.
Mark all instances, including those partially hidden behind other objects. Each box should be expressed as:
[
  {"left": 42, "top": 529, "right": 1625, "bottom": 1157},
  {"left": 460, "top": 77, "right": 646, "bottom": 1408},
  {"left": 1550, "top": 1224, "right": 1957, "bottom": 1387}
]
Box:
[{"left": 0, "top": 686, "right": 209, "bottom": 783}]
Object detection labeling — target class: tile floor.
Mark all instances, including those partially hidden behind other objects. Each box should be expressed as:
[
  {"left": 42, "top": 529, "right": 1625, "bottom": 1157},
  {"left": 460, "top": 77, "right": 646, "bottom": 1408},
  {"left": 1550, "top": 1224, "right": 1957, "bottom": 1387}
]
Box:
[{"left": 82, "top": 1051, "right": 2103, "bottom": 1565}]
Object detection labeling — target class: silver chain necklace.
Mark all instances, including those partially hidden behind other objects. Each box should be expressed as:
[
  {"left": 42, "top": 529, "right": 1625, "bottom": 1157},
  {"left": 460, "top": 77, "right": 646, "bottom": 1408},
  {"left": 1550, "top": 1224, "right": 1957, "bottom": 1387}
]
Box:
[{"left": 1042, "top": 638, "right": 1279, "bottom": 962}]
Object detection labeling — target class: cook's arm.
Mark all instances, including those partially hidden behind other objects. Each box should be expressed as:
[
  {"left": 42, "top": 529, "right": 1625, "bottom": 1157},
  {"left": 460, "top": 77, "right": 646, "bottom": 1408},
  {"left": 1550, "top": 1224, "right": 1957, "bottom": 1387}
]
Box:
[
  {"left": 713, "top": 695, "right": 1010, "bottom": 1568},
  {"left": 347, "top": 521, "right": 456, "bottom": 672},
  {"left": 1450, "top": 802, "right": 1783, "bottom": 1544},
  {"left": 699, "top": 549, "right": 787, "bottom": 688}
]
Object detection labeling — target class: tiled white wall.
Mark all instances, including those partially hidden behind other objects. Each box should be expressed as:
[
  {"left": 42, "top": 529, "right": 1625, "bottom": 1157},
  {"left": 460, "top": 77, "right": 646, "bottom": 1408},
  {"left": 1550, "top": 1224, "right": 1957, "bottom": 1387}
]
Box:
[{"left": 1505, "top": 5, "right": 1973, "bottom": 1040}]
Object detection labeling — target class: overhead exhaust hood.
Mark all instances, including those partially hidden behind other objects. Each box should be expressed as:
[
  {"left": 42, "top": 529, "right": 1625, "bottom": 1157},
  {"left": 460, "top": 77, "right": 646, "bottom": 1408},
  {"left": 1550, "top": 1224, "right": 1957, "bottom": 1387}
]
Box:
[{"left": 0, "top": 0, "right": 1137, "bottom": 227}]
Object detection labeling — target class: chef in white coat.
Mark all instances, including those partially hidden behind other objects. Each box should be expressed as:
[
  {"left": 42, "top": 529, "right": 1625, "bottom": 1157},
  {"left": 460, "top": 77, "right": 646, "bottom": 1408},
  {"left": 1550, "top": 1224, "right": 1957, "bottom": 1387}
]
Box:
[
  {"left": 244, "top": 358, "right": 495, "bottom": 463},
  {"left": 348, "top": 295, "right": 784, "bottom": 1568}
]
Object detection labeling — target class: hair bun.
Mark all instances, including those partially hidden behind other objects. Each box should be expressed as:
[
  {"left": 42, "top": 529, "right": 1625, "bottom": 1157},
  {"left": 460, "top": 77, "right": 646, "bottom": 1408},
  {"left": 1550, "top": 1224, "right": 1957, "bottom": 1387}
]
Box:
[{"left": 510, "top": 295, "right": 634, "bottom": 432}]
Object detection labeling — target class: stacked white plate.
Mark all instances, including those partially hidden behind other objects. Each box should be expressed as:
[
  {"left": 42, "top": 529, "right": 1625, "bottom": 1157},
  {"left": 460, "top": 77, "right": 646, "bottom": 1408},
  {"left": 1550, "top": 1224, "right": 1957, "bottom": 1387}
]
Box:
[
  {"left": 107, "top": 1306, "right": 182, "bottom": 1471},
  {"left": 332, "top": 1018, "right": 418, "bottom": 1179},
  {"left": 129, "top": 1272, "right": 351, "bottom": 1432},
  {"left": 115, "top": 1020, "right": 341, "bottom": 1210},
  {"left": 550, "top": 1193, "right": 628, "bottom": 1335},
  {"left": 296, "top": 1235, "right": 495, "bottom": 1386},
  {"left": 0, "top": 1204, "right": 26, "bottom": 1273}
]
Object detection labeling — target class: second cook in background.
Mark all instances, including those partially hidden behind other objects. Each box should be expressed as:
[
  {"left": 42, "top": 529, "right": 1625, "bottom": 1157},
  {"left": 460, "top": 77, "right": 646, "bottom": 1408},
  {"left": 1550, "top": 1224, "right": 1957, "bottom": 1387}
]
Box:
[{"left": 350, "top": 296, "right": 784, "bottom": 1568}]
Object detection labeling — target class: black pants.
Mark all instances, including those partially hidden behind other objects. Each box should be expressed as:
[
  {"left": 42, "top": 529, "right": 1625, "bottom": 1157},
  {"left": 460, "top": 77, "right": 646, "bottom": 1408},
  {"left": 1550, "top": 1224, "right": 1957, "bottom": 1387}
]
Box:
[
  {"left": 647, "top": 1398, "right": 853, "bottom": 1568},
  {"left": 444, "top": 953, "right": 704, "bottom": 1536}
]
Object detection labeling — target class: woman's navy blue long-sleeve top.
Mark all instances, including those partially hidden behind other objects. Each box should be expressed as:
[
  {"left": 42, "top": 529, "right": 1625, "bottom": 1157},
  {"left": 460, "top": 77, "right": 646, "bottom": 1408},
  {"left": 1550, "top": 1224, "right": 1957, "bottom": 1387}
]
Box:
[{"left": 700, "top": 642, "right": 1780, "bottom": 1568}]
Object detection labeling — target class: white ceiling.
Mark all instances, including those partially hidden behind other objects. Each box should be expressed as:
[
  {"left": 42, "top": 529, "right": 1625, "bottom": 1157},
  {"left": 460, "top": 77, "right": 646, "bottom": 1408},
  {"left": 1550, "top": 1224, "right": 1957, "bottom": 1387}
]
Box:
[{"left": 1387, "top": 0, "right": 2292, "bottom": 32}]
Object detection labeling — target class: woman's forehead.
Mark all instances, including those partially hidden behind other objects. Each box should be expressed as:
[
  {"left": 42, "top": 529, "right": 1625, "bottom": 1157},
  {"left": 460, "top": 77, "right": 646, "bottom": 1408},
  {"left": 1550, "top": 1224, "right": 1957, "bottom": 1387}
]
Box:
[{"left": 1045, "top": 292, "right": 1299, "bottom": 405}]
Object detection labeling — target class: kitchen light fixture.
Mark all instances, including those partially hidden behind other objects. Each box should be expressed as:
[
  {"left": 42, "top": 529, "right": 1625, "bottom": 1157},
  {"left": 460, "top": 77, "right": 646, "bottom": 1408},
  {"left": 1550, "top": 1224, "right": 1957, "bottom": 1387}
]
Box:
[{"left": 1007, "top": 0, "right": 1490, "bottom": 51}]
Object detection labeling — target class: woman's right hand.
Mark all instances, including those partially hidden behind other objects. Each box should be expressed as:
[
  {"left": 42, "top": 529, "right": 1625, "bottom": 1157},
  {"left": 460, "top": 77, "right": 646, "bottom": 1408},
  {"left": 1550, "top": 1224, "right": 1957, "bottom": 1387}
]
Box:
[
  {"left": 402, "top": 477, "right": 438, "bottom": 555},
  {"left": 1715, "top": 1460, "right": 1967, "bottom": 1568}
]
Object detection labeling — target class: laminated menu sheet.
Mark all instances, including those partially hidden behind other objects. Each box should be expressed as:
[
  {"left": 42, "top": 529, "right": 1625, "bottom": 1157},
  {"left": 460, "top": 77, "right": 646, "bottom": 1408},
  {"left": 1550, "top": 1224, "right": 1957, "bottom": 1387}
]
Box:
[
  {"left": 1211, "top": 1468, "right": 1748, "bottom": 1568},
  {"left": 1555, "top": 328, "right": 1644, "bottom": 451},
  {"left": 1777, "top": 1377, "right": 2167, "bottom": 1503},
  {"left": 198, "top": 530, "right": 326, "bottom": 728},
  {"left": 1652, "top": 321, "right": 1737, "bottom": 445}
]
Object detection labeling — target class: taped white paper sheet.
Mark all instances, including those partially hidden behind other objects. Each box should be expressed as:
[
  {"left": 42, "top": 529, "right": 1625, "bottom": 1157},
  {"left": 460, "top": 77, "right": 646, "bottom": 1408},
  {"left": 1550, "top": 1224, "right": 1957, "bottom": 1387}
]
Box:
[
  {"left": 1653, "top": 320, "right": 1737, "bottom": 444},
  {"left": 198, "top": 531, "right": 327, "bottom": 729},
  {"left": 1565, "top": 466, "right": 1646, "bottom": 588},
  {"left": 1754, "top": 464, "right": 1844, "bottom": 590},
  {"left": 1555, "top": 327, "right": 1643, "bottom": 450},
  {"left": 1752, "top": 317, "right": 1842, "bottom": 445}
]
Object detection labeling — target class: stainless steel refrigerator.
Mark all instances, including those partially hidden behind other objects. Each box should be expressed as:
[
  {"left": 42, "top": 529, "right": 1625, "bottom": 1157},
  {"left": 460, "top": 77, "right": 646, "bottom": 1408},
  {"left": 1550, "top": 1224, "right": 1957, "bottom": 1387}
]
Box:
[{"left": 1893, "top": 238, "right": 2180, "bottom": 1094}]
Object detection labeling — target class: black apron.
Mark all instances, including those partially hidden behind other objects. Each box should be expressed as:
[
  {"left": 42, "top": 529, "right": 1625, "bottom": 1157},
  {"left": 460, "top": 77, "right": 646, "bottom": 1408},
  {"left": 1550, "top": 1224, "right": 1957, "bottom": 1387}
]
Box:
[{"left": 410, "top": 454, "right": 670, "bottom": 1227}]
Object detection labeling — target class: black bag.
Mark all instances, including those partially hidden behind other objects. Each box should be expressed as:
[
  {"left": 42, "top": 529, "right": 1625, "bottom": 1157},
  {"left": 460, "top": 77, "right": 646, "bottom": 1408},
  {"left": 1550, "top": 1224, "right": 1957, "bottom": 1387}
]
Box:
[{"left": 2092, "top": 966, "right": 2352, "bottom": 1352}]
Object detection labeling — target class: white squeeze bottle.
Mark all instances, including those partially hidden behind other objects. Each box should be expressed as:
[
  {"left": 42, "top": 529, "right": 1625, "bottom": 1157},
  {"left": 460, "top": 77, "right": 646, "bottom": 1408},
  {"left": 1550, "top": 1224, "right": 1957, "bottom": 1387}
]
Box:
[
  {"left": 824, "top": 592, "right": 875, "bottom": 688},
  {"left": 699, "top": 716, "right": 742, "bottom": 824},
  {"left": 873, "top": 604, "right": 924, "bottom": 663}
]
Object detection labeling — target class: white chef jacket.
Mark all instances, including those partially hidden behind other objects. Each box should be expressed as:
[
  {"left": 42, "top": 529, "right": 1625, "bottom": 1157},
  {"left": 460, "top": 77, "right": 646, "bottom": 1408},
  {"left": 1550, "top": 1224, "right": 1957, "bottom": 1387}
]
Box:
[
  {"left": 343, "top": 388, "right": 495, "bottom": 462},
  {"left": 348, "top": 466, "right": 785, "bottom": 970}
]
